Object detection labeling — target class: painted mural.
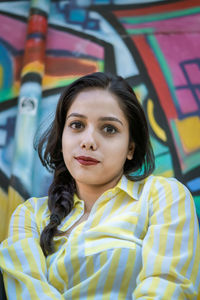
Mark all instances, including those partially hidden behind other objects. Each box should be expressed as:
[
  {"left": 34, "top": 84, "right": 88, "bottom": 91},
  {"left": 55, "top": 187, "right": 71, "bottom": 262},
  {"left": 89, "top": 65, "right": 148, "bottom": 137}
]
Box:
[{"left": 0, "top": 0, "right": 199, "bottom": 240}]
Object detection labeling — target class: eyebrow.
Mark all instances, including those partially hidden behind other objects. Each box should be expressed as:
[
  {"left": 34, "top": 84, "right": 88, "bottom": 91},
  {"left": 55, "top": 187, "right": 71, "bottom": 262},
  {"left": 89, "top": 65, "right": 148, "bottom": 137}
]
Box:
[
  {"left": 67, "top": 113, "right": 86, "bottom": 120},
  {"left": 66, "top": 113, "right": 123, "bottom": 126}
]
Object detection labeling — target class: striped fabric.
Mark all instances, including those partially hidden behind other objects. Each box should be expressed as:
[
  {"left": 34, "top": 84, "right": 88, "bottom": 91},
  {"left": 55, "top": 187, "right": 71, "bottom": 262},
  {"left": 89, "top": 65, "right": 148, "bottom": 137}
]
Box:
[{"left": 0, "top": 175, "right": 200, "bottom": 299}]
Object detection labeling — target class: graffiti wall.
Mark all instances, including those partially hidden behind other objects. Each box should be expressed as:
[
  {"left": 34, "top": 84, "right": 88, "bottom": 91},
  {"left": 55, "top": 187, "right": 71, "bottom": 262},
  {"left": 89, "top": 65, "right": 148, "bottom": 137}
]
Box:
[{"left": 0, "top": 0, "right": 200, "bottom": 240}]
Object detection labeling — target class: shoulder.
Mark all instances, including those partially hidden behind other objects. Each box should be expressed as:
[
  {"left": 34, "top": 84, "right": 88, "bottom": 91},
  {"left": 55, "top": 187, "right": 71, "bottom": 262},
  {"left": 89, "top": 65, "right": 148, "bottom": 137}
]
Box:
[
  {"left": 144, "top": 175, "right": 195, "bottom": 216},
  {"left": 121, "top": 175, "right": 190, "bottom": 203},
  {"left": 7, "top": 196, "right": 50, "bottom": 237},
  {"left": 12, "top": 196, "right": 49, "bottom": 219},
  {"left": 148, "top": 175, "right": 191, "bottom": 198}
]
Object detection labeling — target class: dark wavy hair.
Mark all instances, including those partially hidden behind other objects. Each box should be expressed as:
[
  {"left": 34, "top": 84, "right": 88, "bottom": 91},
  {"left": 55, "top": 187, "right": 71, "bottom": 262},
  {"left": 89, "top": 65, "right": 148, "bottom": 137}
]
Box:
[{"left": 35, "top": 72, "right": 155, "bottom": 256}]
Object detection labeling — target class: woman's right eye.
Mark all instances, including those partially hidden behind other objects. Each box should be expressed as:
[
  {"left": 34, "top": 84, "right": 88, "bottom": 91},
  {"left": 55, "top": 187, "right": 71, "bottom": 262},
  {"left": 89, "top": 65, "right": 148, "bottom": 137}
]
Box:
[{"left": 69, "top": 121, "right": 84, "bottom": 129}]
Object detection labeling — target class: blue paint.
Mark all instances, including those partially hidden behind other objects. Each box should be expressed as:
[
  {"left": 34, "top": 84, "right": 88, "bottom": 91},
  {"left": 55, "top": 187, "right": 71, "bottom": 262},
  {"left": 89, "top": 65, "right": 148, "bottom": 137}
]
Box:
[
  {"left": 87, "top": 20, "right": 99, "bottom": 30},
  {"left": 94, "top": 0, "right": 111, "bottom": 3},
  {"left": 0, "top": 44, "right": 13, "bottom": 90},
  {"left": 0, "top": 107, "right": 17, "bottom": 178},
  {"left": 69, "top": 8, "right": 86, "bottom": 22},
  {"left": 187, "top": 178, "right": 200, "bottom": 192},
  {"left": 19, "top": 82, "right": 42, "bottom": 99},
  {"left": 0, "top": 117, "right": 16, "bottom": 148}
]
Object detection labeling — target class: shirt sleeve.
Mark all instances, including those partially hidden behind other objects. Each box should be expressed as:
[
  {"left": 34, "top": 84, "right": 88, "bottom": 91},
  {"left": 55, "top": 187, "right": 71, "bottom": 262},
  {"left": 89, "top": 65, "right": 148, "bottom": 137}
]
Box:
[
  {"left": 0, "top": 198, "right": 65, "bottom": 300},
  {"left": 133, "top": 177, "right": 200, "bottom": 299}
]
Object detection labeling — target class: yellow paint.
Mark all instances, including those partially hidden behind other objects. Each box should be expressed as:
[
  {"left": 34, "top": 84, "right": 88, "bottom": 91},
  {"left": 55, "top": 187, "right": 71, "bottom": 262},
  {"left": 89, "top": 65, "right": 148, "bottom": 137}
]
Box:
[
  {"left": 42, "top": 74, "right": 77, "bottom": 88},
  {"left": 21, "top": 61, "right": 44, "bottom": 77},
  {"left": 0, "top": 186, "right": 24, "bottom": 241},
  {"left": 13, "top": 81, "right": 21, "bottom": 94},
  {"left": 0, "top": 188, "right": 8, "bottom": 241},
  {"left": 160, "top": 170, "right": 174, "bottom": 178},
  {"left": 147, "top": 99, "right": 167, "bottom": 142},
  {"left": 0, "top": 65, "right": 3, "bottom": 89},
  {"left": 134, "top": 90, "right": 142, "bottom": 105},
  {"left": 175, "top": 116, "right": 200, "bottom": 153}
]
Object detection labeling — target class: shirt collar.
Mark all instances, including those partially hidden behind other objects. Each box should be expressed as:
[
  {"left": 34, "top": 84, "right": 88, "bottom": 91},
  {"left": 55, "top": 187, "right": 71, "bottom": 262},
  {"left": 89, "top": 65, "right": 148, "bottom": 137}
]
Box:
[
  {"left": 74, "top": 193, "right": 84, "bottom": 206},
  {"left": 73, "top": 174, "right": 147, "bottom": 205},
  {"left": 116, "top": 174, "right": 145, "bottom": 201}
]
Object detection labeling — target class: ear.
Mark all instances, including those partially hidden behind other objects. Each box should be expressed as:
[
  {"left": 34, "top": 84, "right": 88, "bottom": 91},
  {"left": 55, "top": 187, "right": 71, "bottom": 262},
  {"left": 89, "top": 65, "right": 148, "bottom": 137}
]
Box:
[{"left": 127, "top": 142, "right": 135, "bottom": 160}]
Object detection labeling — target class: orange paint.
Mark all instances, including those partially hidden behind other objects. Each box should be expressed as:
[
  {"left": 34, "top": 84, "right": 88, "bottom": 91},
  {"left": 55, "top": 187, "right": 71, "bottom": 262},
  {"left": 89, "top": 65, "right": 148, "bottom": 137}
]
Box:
[{"left": 27, "top": 14, "right": 48, "bottom": 35}]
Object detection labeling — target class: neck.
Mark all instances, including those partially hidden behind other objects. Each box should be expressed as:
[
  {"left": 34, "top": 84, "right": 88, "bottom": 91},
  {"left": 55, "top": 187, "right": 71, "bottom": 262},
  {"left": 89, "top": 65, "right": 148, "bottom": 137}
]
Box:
[{"left": 75, "top": 173, "right": 122, "bottom": 212}]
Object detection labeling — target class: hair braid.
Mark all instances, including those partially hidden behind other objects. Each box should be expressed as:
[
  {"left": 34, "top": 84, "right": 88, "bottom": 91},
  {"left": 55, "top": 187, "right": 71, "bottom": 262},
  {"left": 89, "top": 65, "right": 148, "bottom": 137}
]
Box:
[{"left": 40, "top": 169, "right": 75, "bottom": 256}]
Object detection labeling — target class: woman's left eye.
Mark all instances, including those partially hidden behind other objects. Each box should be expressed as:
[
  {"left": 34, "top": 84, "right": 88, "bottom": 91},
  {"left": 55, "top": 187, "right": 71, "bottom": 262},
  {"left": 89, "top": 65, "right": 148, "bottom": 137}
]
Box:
[{"left": 102, "top": 125, "right": 117, "bottom": 134}]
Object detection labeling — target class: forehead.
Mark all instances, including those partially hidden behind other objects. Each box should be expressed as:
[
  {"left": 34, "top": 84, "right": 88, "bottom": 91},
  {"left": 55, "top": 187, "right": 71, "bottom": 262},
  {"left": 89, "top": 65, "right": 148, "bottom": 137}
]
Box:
[{"left": 67, "top": 88, "right": 126, "bottom": 118}]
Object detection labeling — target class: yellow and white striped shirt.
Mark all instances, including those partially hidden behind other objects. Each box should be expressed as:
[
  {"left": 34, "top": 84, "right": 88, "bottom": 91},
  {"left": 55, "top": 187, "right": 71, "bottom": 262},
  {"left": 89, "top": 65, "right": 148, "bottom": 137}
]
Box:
[{"left": 0, "top": 175, "right": 200, "bottom": 299}]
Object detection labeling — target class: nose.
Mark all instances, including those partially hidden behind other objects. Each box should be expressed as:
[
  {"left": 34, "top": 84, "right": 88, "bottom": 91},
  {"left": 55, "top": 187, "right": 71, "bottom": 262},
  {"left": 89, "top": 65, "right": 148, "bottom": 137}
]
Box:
[{"left": 80, "top": 127, "right": 97, "bottom": 151}]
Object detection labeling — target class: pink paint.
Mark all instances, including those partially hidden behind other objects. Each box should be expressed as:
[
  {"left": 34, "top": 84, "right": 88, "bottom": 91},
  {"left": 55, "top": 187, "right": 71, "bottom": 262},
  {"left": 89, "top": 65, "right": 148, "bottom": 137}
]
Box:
[
  {"left": 184, "top": 63, "right": 200, "bottom": 85},
  {"left": 0, "top": 15, "right": 26, "bottom": 49},
  {"left": 156, "top": 33, "right": 200, "bottom": 87},
  {"left": 195, "top": 88, "right": 200, "bottom": 102},
  {"left": 175, "top": 88, "right": 198, "bottom": 114},
  {"left": 124, "top": 14, "right": 200, "bottom": 33},
  {"left": 46, "top": 28, "right": 104, "bottom": 59},
  {"left": 0, "top": 15, "right": 103, "bottom": 59},
  {"left": 124, "top": 13, "right": 200, "bottom": 89}
]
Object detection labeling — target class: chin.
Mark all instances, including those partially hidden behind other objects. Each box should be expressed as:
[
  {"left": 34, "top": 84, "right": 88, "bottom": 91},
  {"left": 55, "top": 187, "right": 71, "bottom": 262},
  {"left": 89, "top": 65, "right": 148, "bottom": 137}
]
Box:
[
  {"left": 72, "top": 171, "right": 102, "bottom": 184},
  {"left": 75, "top": 176, "right": 100, "bottom": 185}
]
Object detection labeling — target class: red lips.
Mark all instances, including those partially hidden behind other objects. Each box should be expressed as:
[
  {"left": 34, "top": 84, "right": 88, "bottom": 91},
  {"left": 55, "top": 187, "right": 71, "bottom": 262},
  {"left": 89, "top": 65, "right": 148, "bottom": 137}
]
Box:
[{"left": 75, "top": 156, "right": 100, "bottom": 166}]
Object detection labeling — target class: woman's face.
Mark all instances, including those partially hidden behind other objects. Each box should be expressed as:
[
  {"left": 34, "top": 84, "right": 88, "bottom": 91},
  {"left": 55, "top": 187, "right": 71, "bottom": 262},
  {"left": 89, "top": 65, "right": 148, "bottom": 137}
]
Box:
[{"left": 62, "top": 88, "right": 134, "bottom": 188}]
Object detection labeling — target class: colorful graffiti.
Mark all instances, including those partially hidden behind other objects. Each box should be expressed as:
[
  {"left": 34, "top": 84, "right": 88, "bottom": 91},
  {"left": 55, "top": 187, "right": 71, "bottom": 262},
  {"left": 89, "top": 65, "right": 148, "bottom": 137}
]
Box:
[{"left": 0, "top": 0, "right": 200, "bottom": 240}]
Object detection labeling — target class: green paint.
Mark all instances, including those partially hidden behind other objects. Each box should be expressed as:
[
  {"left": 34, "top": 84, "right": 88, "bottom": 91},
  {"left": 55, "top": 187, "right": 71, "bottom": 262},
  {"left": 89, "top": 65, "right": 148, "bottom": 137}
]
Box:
[
  {"left": 150, "top": 136, "right": 169, "bottom": 157},
  {"left": 193, "top": 195, "right": 200, "bottom": 221},
  {"left": 194, "top": 195, "right": 200, "bottom": 211},
  {"left": 153, "top": 152, "right": 173, "bottom": 176},
  {"left": 126, "top": 28, "right": 154, "bottom": 35},
  {"left": 133, "top": 83, "right": 148, "bottom": 104},
  {"left": 97, "top": 60, "right": 104, "bottom": 71},
  {"left": 0, "top": 89, "right": 16, "bottom": 103}
]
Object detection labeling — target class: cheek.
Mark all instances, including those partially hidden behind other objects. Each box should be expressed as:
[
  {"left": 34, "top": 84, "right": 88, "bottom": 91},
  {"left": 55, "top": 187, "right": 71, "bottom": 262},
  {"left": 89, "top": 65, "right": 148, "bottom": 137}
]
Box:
[
  {"left": 105, "top": 142, "right": 129, "bottom": 164},
  {"left": 62, "top": 130, "right": 73, "bottom": 149},
  {"left": 62, "top": 136, "right": 72, "bottom": 161}
]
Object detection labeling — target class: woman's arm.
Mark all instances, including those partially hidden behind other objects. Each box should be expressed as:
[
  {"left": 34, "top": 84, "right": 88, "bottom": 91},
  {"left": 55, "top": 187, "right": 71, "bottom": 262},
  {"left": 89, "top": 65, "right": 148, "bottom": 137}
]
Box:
[
  {"left": 133, "top": 177, "right": 200, "bottom": 299},
  {"left": 0, "top": 198, "right": 64, "bottom": 300}
]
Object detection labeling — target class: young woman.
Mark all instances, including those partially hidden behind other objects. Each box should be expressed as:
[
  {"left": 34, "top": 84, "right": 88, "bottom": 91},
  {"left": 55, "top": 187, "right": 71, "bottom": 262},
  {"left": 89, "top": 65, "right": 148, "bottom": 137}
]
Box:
[{"left": 0, "top": 72, "right": 199, "bottom": 299}]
